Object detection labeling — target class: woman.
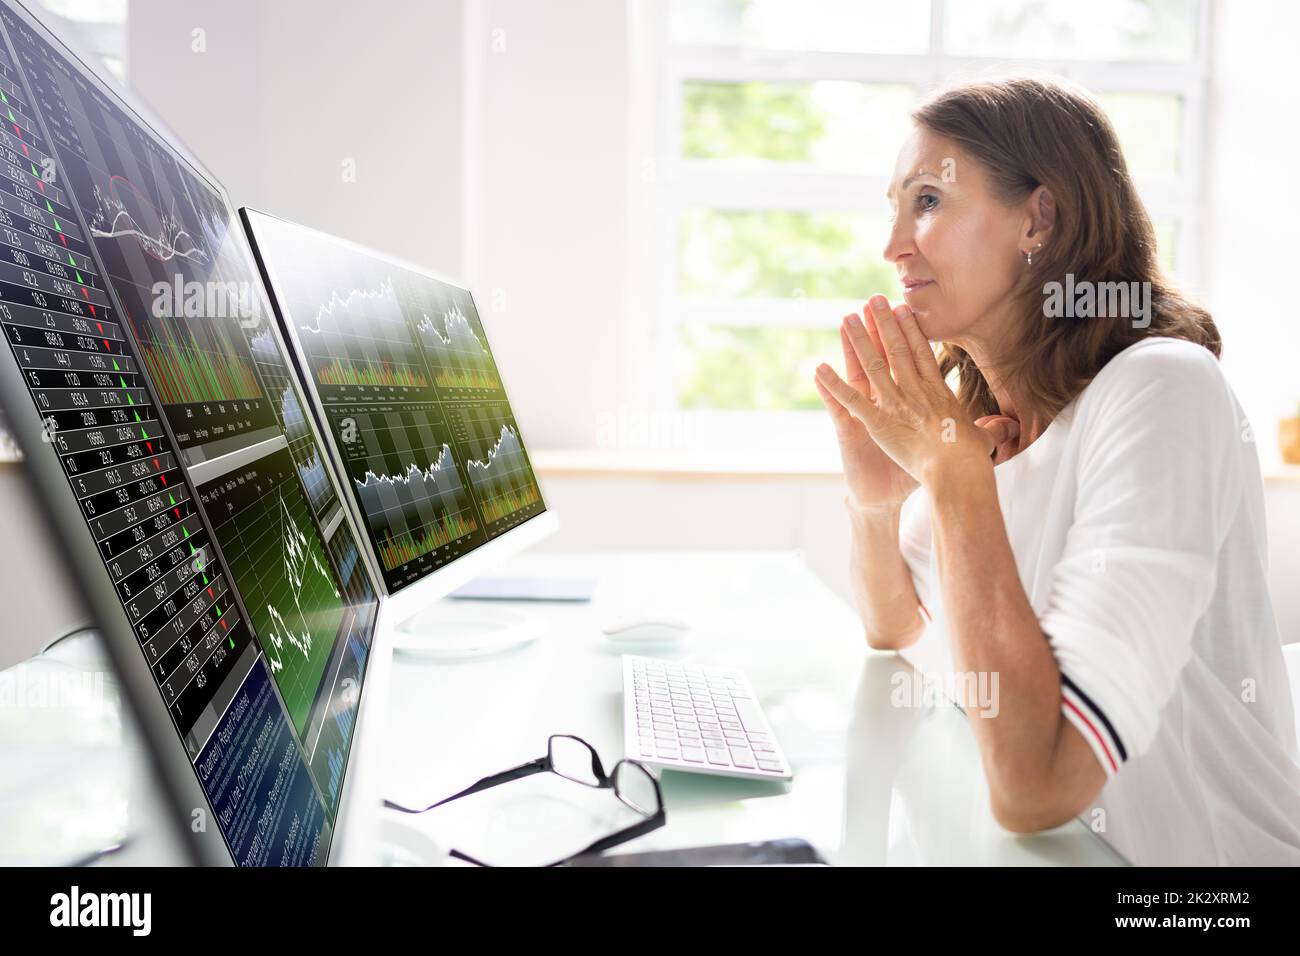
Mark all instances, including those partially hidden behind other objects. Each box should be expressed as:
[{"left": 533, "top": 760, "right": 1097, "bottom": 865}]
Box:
[{"left": 815, "top": 75, "right": 1300, "bottom": 865}]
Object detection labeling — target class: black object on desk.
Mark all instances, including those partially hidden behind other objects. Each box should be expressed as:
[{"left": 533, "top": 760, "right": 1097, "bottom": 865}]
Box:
[{"left": 564, "top": 837, "right": 829, "bottom": 866}]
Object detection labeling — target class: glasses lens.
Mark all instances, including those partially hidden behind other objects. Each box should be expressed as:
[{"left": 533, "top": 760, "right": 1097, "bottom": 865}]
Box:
[
  {"left": 550, "top": 735, "right": 602, "bottom": 787},
  {"left": 614, "top": 761, "right": 660, "bottom": 816}
]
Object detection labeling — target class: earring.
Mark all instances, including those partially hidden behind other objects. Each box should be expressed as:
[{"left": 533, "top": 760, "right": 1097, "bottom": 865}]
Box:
[{"left": 1025, "top": 241, "right": 1043, "bottom": 266}]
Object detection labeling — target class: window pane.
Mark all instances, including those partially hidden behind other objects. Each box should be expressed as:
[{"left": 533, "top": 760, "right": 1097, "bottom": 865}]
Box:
[
  {"left": 683, "top": 81, "right": 918, "bottom": 173},
  {"left": 670, "top": 0, "right": 930, "bottom": 55},
  {"left": 1154, "top": 219, "right": 1178, "bottom": 275},
  {"left": 679, "top": 208, "right": 901, "bottom": 300},
  {"left": 1098, "top": 92, "right": 1182, "bottom": 177},
  {"left": 677, "top": 325, "right": 839, "bottom": 411},
  {"left": 945, "top": 0, "right": 1197, "bottom": 61}
]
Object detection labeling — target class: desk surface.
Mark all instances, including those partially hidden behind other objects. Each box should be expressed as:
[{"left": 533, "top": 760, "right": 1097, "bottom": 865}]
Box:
[
  {"left": 0, "top": 550, "right": 1126, "bottom": 866},
  {"left": 383, "top": 550, "right": 1127, "bottom": 866}
]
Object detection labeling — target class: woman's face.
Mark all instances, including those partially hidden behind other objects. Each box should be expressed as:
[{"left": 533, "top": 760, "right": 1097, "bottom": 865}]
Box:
[{"left": 884, "top": 127, "right": 1031, "bottom": 348}]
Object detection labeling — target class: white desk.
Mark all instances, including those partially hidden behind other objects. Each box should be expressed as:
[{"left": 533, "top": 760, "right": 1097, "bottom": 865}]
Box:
[
  {"left": 0, "top": 550, "right": 1127, "bottom": 866},
  {"left": 383, "top": 551, "right": 1127, "bottom": 866}
]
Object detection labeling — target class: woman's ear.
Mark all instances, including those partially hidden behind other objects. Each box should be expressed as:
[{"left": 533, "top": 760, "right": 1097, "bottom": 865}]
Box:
[{"left": 1024, "top": 184, "right": 1057, "bottom": 246}]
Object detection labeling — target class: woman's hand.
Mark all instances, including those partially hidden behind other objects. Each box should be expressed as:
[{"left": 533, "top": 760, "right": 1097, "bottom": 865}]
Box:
[
  {"left": 814, "top": 306, "right": 920, "bottom": 512},
  {"left": 815, "top": 295, "right": 1019, "bottom": 486}
]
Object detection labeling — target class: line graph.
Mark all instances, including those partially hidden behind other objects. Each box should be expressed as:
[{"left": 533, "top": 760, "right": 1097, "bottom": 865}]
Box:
[
  {"left": 199, "top": 450, "right": 346, "bottom": 735},
  {"left": 356, "top": 443, "right": 479, "bottom": 570},
  {"left": 88, "top": 174, "right": 210, "bottom": 265},
  {"left": 276, "top": 384, "right": 331, "bottom": 514},
  {"left": 415, "top": 302, "right": 502, "bottom": 392},
  {"left": 328, "top": 404, "right": 482, "bottom": 580},
  {"left": 453, "top": 405, "right": 544, "bottom": 528},
  {"left": 297, "top": 278, "right": 431, "bottom": 393},
  {"left": 246, "top": 321, "right": 338, "bottom": 519}
]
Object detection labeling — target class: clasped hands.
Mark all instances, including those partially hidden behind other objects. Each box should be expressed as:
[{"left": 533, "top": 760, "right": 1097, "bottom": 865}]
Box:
[{"left": 814, "top": 295, "right": 1020, "bottom": 495}]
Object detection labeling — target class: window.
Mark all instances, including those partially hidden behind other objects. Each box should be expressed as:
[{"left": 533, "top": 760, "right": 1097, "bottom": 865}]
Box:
[{"left": 634, "top": 0, "right": 1208, "bottom": 436}]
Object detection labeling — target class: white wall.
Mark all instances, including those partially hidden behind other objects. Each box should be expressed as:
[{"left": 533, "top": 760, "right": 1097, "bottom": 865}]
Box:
[
  {"left": 127, "top": 0, "right": 465, "bottom": 275},
  {"left": 1204, "top": 0, "right": 1300, "bottom": 468},
  {"left": 460, "top": 0, "right": 631, "bottom": 450}
]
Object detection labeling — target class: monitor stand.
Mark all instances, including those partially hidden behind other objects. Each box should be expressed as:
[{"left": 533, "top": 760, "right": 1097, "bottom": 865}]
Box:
[{"left": 390, "top": 599, "right": 544, "bottom": 659}]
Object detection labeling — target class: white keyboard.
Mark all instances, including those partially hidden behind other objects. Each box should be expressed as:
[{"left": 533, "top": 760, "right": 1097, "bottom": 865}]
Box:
[{"left": 622, "top": 655, "right": 792, "bottom": 781}]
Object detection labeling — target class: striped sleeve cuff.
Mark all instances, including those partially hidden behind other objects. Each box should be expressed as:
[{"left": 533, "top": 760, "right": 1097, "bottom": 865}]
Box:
[{"left": 1060, "top": 673, "right": 1129, "bottom": 779}]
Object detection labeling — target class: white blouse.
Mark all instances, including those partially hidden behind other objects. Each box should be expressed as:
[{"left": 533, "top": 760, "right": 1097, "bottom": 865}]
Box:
[{"left": 898, "top": 336, "right": 1300, "bottom": 865}]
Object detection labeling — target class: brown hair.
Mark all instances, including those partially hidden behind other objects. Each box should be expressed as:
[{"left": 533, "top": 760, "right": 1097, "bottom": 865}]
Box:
[{"left": 911, "top": 75, "right": 1219, "bottom": 419}]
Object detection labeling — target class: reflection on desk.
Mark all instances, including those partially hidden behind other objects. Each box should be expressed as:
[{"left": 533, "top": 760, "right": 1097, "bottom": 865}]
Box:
[{"left": 384, "top": 551, "right": 1127, "bottom": 867}]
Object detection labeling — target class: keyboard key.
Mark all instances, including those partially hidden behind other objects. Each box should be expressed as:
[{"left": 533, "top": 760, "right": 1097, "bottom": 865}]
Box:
[
  {"left": 757, "top": 758, "right": 784, "bottom": 772},
  {"left": 681, "top": 748, "right": 705, "bottom": 763},
  {"left": 734, "top": 699, "right": 769, "bottom": 732},
  {"left": 730, "top": 750, "right": 756, "bottom": 769},
  {"left": 705, "top": 749, "right": 731, "bottom": 765}
]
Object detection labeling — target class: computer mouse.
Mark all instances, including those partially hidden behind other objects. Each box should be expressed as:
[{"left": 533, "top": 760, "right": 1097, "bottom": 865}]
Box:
[{"left": 600, "top": 611, "right": 694, "bottom": 645}]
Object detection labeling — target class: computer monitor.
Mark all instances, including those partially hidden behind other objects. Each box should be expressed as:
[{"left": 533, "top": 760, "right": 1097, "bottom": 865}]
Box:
[
  {"left": 0, "top": 0, "right": 386, "bottom": 865},
  {"left": 239, "top": 209, "right": 558, "bottom": 630}
]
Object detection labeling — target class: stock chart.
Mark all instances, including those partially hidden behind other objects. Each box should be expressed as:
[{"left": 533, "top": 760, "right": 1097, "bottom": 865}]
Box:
[
  {"left": 247, "top": 214, "right": 546, "bottom": 593},
  {"left": 0, "top": 0, "right": 380, "bottom": 863}
]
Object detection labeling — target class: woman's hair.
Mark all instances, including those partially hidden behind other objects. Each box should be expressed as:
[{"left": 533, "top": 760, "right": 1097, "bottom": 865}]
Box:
[{"left": 911, "top": 75, "right": 1219, "bottom": 419}]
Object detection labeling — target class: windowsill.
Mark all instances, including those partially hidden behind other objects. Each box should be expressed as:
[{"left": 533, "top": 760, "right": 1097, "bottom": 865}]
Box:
[
  {"left": 532, "top": 448, "right": 1300, "bottom": 485},
  {"left": 1264, "top": 463, "right": 1300, "bottom": 485},
  {"left": 530, "top": 447, "right": 844, "bottom": 479}
]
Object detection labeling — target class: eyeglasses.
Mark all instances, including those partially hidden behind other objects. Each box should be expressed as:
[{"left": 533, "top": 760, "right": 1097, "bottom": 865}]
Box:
[{"left": 383, "top": 734, "right": 665, "bottom": 866}]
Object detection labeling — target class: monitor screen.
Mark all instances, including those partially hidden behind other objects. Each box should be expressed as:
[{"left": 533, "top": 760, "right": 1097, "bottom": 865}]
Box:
[
  {"left": 241, "top": 210, "right": 548, "bottom": 595},
  {"left": 0, "top": 0, "right": 379, "bottom": 865}
]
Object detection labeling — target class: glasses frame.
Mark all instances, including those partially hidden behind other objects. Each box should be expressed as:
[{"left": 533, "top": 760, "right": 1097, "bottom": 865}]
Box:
[{"left": 383, "top": 734, "right": 666, "bottom": 866}]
